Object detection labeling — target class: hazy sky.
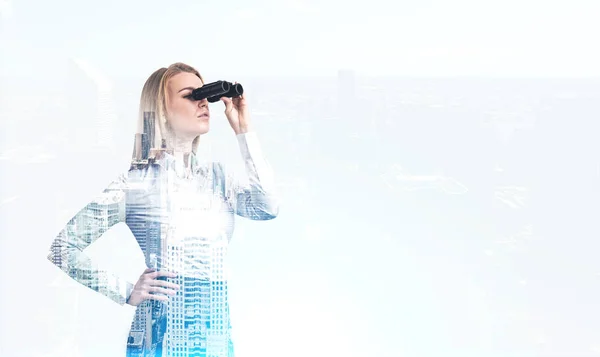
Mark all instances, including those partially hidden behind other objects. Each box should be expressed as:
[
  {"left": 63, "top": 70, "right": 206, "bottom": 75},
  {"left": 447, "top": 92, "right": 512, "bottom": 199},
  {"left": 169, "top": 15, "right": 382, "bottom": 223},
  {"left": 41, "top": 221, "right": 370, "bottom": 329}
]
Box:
[
  {"left": 2, "top": 2, "right": 600, "bottom": 356},
  {"left": 1, "top": 0, "right": 599, "bottom": 78}
]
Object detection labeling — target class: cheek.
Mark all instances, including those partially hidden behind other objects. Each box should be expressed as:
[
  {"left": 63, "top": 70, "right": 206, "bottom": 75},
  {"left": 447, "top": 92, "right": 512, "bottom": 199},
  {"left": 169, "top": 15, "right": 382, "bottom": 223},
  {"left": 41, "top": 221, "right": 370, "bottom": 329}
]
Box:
[{"left": 168, "top": 102, "right": 194, "bottom": 124}]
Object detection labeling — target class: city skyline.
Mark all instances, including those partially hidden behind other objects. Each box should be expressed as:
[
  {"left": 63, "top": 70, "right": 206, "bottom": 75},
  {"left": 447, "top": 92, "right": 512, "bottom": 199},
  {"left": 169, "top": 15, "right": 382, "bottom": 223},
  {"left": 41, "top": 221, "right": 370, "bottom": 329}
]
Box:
[
  {"left": 3, "top": 0, "right": 600, "bottom": 355},
  {"left": 3, "top": 62, "right": 600, "bottom": 357}
]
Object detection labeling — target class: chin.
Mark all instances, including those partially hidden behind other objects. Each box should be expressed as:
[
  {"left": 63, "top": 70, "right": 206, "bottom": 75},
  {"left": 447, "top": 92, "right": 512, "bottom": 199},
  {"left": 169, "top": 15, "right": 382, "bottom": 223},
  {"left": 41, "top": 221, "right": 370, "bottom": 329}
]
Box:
[{"left": 195, "top": 123, "right": 210, "bottom": 135}]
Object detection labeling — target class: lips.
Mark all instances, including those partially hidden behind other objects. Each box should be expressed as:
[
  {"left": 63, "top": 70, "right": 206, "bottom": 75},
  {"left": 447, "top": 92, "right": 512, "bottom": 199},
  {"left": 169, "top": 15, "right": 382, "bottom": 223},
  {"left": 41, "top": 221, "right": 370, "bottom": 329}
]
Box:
[{"left": 198, "top": 112, "right": 209, "bottom": 119}]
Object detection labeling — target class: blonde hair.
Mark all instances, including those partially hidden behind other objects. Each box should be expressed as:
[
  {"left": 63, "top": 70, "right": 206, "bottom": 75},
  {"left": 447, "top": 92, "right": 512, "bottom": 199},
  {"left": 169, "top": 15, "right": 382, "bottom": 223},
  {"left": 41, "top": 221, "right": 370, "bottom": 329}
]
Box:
[{"left": 132, "top": 62, "right": 205, "bottom": 160}]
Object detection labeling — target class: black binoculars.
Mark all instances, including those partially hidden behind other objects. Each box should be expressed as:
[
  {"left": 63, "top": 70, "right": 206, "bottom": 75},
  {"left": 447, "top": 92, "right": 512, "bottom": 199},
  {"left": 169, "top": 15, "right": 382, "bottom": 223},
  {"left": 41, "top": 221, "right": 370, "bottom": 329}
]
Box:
[{"left": 186, "top": 80, "right": 244, "bottom": 103}]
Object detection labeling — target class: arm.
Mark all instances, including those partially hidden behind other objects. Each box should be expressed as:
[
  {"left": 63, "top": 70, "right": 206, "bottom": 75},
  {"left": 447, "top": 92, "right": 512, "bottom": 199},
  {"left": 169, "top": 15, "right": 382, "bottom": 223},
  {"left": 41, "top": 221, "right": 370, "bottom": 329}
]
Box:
[
  {"left": 218, "top": 88, "right": 279, "bottom": 220},
  {"left": 222, "top": 131, "right": 280, "bottom": 220},
  {"left": 47, "top": 173, "right": 134, "bottom": 305}
]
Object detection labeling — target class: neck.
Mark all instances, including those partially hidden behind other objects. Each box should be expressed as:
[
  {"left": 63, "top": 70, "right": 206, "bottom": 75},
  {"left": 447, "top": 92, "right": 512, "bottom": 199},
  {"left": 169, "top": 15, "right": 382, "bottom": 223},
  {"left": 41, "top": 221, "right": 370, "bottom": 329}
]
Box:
[
  {"left": 172, "top": 137, "right": 194, "bottom": 153},
  {"left": 171, "top": 134, "right": 197, "bottom": 168}
]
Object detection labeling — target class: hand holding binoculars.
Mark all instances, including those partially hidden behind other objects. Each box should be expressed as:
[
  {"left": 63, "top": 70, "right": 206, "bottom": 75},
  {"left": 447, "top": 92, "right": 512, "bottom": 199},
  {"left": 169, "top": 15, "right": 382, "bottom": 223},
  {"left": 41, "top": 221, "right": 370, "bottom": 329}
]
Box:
[{"left": 185, "top": 80, "right": 244, "bottom": 103}]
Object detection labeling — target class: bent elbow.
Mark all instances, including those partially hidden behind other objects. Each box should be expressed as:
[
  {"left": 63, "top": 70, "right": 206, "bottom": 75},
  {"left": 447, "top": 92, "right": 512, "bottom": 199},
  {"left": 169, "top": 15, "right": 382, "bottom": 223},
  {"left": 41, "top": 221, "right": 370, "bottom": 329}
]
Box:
[
  {"left": 263, "top": 195, "right": 280, "bottom": 220},
  {"left": 46, "top": 235, "right": 67, "bottom": 269},
  {"left": 46, "top": 252, "right": 54, "bottom": 265},
  {"left": 263, "top": 205, "right": 279, "bottom": 220},
  {"left": 248, "top": 202, "right": 279, "bottom": 221},
  {"left": 47, "top": 240, "right": 56, "bottom": 263}
]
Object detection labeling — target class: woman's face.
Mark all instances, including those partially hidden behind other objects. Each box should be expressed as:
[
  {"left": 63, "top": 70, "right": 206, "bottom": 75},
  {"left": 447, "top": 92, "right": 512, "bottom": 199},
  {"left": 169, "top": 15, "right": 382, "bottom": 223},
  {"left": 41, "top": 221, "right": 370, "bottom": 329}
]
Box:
[{"left": 165, "top": 72, "right": 210, "bottom": 140}]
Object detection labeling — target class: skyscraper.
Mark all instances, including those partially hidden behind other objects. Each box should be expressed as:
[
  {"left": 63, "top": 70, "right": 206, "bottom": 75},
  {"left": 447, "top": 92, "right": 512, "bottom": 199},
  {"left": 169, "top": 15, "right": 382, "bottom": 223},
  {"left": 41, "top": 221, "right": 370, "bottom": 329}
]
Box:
[
  {"left": 66, "top": 58, "right": 98, "bottom": 150},
  {"left": 50, "top": 178, "right": 125, "bottom": 300},
  {"left": 157, "top": 234, "right": 232, "bottom": 357},
  {"left": 123, "top": 163, "right": 234, "bottom": 357},
  {"left": 67, "top": 58, "right": 118, "bottom": 151},
  {"left": 337, "top": 69, "right": 356, "bottom": 122},
  {"left": 125, "top": 164, "right": 164, "bottom": 357}
]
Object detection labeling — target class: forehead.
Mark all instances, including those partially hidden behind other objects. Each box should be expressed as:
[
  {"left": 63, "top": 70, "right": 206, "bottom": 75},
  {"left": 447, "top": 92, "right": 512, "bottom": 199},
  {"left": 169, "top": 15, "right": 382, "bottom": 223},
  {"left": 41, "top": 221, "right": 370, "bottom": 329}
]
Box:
[{"left": 167, "top": 72, "right": 203, "bottom": 91}]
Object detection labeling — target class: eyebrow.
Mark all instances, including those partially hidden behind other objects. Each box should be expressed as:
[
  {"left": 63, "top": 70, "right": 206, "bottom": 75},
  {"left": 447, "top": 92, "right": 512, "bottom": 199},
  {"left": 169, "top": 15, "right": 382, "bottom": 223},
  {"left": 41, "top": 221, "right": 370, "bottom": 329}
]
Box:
[{"left": 178, "top": 86, "right": 196, "bottom": 93}]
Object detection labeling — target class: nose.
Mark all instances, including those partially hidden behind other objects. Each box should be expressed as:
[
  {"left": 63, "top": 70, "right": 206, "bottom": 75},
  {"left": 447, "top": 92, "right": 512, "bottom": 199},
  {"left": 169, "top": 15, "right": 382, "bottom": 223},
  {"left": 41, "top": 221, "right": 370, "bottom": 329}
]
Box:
[{"left": 197, "top": 98, "right": 208, "bottom": 108}]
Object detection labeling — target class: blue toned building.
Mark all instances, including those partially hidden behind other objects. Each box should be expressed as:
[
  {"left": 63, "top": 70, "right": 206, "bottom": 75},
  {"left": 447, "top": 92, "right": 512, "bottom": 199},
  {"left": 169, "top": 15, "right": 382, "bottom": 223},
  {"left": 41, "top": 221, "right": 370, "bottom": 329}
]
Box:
[
  {"left": 160, "top": 236, "right": 233, "bottom": 357},
  {"left": 125, "top": 163, "right": 164, "bottom": 357},
  {"left": 123, "top": 162, "right": 235, "bottom": 357},
  {"left": 52, "top": 181, "right": 125, "bottom": 295}
]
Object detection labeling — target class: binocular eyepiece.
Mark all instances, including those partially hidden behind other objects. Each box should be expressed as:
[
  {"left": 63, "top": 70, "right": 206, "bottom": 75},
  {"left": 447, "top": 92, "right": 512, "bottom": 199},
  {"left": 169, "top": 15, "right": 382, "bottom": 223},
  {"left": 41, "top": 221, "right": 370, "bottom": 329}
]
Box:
[{"left": 186, "top": 80, "right": 244, "bottom": 103}]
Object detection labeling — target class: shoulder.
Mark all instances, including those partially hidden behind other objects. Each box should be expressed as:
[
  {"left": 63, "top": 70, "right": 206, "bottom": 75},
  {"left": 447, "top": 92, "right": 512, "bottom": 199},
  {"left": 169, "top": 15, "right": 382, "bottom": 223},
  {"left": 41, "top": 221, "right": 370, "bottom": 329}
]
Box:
[
  {"left": 83, "top": 172, "right": 130, "bottom": 206},
  {"left": 100, "top": 163, "right": 160, "bottom": 193},
  {"left": 98, "top": 171, "right": 129, "bottom": 192}
]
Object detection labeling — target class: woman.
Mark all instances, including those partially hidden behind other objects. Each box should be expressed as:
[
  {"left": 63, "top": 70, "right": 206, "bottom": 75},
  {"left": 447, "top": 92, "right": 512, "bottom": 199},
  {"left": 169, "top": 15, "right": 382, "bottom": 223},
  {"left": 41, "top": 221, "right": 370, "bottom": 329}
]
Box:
[{"left": 47, "top": 62, "right": 279, "bottom": 357}]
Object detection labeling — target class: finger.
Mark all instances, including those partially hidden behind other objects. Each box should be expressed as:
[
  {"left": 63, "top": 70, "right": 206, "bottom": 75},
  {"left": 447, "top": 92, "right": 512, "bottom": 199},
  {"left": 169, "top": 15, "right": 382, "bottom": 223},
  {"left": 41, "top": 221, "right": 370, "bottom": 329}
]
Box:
[
  {"left": 233, "top": 95, "right": 244, "bottom": 105},
  {"left": 144, "top": 293, "right": 169, "bottom": 302},
  {"left": 146, "top": 271, "right": 160, "bottom": 279},
  {"left": 234, "top": 95, "right": 245, "bottom": 105},
  {"left": 146, "top": 270, "right": 178, "bottom": 279},
  {"left": 161, "top": 271, "right": 178, "bottom": 278},
  {"left": 151, "top": 279, "right": 180, "bottom": 290},
  {"left": 221, "top": 97, "right": 234, "bottom": 111},
  {"left": 149, "top": 286, "right": 178, "bottom": 296}
]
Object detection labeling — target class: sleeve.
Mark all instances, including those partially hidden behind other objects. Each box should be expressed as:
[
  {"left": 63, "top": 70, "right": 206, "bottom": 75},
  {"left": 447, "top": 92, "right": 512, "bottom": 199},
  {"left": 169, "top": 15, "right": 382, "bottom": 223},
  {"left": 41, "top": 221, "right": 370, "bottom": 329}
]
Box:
[
  {"left": 221, "top": 131, "right": 280, "bottom": 220},
  {"left": 46, "top": 172, "right": 135, "bottom": 306}
]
